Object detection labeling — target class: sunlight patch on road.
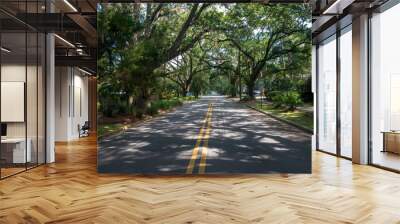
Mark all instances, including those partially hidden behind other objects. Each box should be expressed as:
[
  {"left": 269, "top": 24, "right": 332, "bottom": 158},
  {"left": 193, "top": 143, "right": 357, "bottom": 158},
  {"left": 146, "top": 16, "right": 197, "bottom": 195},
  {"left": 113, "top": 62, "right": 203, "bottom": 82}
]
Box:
[
  {"left": 128, "top": 142, "right": 150, "bottom": 147},
  {"left": 259, "top": 137, "right": 280, "bottom": 144},
  {"left": 251, "top": 155, "right": 271, "bottom": 160},
  {"left": 273, "top": 147, "right": 290, "bottom": 151},
  {"left": 205, "top": 147, "right": 224, "bottom": 158},
  {"left": 223, "top": 131, "right": 245, "bottom": 140},
  {"left": 124, "top": 148, "right": 140, "bottom": 153}
]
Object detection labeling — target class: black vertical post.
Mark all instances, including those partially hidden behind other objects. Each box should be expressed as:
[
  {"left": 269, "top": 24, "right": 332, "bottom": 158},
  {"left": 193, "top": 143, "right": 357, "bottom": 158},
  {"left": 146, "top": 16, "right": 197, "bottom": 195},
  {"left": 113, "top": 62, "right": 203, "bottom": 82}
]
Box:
[
  {"left": 25, "top": 0, "right": 28, "bottom": 171},
  {"left": 36, "top": 0, "right": 39, "bottom": 167},
  {"left": 336, "top": 28, "right": 341, "bottom": 157},
  {"left": 0, "top": 18, "right": 2, "bottom": 179},
  {"left": 316, "top": 44, "right": 320, "bottom": 150},
  {"left": 44, "top": 0, "right": 48, "bottom": 164},
  {"left": 367, "top": 11, "right": 372, "bottom": 165}
]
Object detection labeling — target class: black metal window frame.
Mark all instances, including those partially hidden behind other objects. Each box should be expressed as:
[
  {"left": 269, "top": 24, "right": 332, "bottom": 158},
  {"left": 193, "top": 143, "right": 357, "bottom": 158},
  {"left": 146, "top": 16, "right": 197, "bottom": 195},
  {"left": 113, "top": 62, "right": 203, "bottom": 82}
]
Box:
[
  {"left": 315, "top": 0, "right": 400, "bottom": 173},
  {"left": 314, "top": 21, "right": 353, "bottom": 161},
  {"left": 367, "top": 0, "right": 400, "bottom": 173}
]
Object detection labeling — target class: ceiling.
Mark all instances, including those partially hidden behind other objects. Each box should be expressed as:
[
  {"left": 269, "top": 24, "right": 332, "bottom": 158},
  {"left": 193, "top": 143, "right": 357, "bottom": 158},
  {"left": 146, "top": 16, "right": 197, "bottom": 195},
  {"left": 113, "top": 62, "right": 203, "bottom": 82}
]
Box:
[
  {"left": 311, "top": 0, "right": 390, "bottom": 42},
  {"left": 0, "top": 0, "right": 98, "bottom": 73}
]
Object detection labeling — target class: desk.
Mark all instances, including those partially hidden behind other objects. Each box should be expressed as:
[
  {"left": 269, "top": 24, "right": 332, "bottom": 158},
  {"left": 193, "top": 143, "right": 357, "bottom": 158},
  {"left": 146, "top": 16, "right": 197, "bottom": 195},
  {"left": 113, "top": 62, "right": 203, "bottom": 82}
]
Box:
[
  {"left": 1, "top": 138, "right": 31, "bottom": 163},
  {"left": 382, "top": 131, "right": 400, "bottom": 154}
]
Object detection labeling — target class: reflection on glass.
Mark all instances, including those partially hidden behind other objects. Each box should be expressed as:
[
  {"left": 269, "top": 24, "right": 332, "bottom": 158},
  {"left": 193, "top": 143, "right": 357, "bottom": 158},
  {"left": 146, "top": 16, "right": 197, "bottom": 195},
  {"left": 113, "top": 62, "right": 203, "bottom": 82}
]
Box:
[
  {"left": 318, "top": 35, "right": 337, "bottom": 154},
  {"left": 38, "top": 33, "right": 46, "bottom": 165},
  {"left": 27, "top": 31, "right": 38, "bottom": 169},
  {"left": 371, "top": 3, "right": 400, "bottom": 171},
  {"left": 1, "top": 32, "right": 27, "bottom": 177},
  {"left": 340, "top": 26, "right": 352, "bottom": 158}
]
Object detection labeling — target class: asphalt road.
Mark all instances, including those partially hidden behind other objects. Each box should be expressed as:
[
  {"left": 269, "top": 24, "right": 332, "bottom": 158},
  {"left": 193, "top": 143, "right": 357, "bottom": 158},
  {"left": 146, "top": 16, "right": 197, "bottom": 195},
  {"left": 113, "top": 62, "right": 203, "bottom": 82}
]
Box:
[{"left": 98, "top": 96, "right": 311, "bottom": 174}]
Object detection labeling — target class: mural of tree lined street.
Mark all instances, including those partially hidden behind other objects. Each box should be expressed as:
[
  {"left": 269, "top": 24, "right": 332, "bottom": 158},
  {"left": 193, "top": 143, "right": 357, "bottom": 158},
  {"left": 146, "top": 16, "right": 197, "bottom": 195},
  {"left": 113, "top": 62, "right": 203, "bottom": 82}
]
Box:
[{"left": 98, "top": 3, "right": 312, "bottom": 174}]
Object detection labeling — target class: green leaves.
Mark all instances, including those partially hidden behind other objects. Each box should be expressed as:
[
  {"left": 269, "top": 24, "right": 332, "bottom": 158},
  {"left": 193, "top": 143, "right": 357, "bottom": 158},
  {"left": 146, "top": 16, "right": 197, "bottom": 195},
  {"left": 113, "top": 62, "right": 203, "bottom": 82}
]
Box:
[{"left": 98, "top": 3, "right": 311, "bottom": 115}]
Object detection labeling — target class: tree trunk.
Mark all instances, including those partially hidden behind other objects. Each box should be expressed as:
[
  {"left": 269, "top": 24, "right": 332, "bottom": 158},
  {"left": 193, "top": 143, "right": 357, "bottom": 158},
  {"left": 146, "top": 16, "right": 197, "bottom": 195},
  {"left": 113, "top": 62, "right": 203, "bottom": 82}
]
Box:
[
  {"left": 182, "top": 90, "right": 188, "bottom": 97},
  {"left": 136, "top": 88, "right": 149, "bottom": 118},
  {"left": 229, "top": 76, "right": 237, "bottom": 97},
  {"left": 246, "top": 81, "right": 255, "bottom": 99},
  {"left": 237, "top": 49, "right": 241, "bottom": 99},
  {"left": 126, "top": 95, "right": 131, "bottom": 115}
]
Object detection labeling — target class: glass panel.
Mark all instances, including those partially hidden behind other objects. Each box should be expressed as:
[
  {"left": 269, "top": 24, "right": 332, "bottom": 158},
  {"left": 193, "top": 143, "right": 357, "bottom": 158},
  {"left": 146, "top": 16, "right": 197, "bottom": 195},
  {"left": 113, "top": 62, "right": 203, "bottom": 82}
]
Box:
[
  {"left": 1, "top": 30, "right": 27, "bottom": 177},
  {"left": 27, "top": 30, "right": 38, "bottom": 169},
  {"left": 318, "top": 35, "right": 337, "bottom": 154},
  {"left": 0, "top": 1, "right": 46, "bottom": 178},
  {"left": 38, "top": 32, "right": 45, "bottom": 165},
  {"left": 25, "top": 0, "right": 40, "bottom": 170},
  {"left": 340, "top": 26, "right": 352, "bottom": 158},
  {"left": 371, "top": 4, "right": 400, "bottom": 171}
]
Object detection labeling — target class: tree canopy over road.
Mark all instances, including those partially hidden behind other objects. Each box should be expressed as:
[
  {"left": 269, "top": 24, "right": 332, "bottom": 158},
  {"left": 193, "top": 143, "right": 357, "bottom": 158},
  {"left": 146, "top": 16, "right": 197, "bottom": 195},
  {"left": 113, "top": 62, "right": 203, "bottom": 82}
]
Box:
[{"left": 98, "top": 3, "right": 311, "bottom": 119}]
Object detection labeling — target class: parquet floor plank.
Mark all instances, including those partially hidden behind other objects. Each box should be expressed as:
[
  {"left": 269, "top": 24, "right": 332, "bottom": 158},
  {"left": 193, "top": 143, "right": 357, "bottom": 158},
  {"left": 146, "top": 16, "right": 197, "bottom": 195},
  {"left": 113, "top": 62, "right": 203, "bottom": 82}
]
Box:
[{"left": 0, "top": 136, "right": 400, "bottom": 223}]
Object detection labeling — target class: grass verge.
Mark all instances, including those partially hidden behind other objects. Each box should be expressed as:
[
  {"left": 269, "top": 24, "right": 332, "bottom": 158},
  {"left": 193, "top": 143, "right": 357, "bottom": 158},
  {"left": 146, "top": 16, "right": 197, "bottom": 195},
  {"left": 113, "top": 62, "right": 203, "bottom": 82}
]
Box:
[
  {"left": 98, "top": 96, "right": 197, "bottom": 138},
  {"left": 98, "top": 123, "right": 126, "bottom": 138},
  {"left": 251, "top": 102, "right": 313, "bottom": 131}
]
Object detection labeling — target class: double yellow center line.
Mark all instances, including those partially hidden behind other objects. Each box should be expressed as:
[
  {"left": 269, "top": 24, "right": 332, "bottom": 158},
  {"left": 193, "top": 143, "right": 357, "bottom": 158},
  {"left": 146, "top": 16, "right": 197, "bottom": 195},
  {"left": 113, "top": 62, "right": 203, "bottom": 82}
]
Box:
[{"left": 186, "top": 103, "right": 213, "bottom": 174}]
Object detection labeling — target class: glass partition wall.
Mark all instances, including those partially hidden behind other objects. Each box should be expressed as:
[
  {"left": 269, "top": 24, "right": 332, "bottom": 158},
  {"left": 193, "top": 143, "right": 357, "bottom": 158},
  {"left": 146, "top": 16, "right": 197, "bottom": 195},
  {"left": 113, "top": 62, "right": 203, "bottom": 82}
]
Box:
[
  {"left": 317, "top": 35, "right": 337, "bottom": 154},
  {"left": 316, "top": 25, "right": 353, "bottom": 159},
  {"left": 339, "top": 26, "right": 352, "bottom": 159},
  {"left": 0, "top": 2, "right": 46, "bottom": 179},
  {"left": 370, "top": 3, "right": 400, "bottom": 171}
]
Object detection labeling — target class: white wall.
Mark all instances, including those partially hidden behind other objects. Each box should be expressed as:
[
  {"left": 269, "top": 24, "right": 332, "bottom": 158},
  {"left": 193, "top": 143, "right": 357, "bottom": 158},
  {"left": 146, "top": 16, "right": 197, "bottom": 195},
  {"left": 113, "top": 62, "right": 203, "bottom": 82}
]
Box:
[
  {"left": 1, "top": 64, "right": 42, "bottom": 137},
  {"left": 1, "top": 62, "right": 46, "bottom": 164},
  {"left": 312, "top": 45, "right": 316, "bottom": 150},
  {"left": 55, "top": 67, "right": 89, "bottom": 141},
  {"left": 55, "top": 66, "right": 70, "bottom": 141},
  {"left": 1, "top": 65, "right": 26, "bottom": 139}
]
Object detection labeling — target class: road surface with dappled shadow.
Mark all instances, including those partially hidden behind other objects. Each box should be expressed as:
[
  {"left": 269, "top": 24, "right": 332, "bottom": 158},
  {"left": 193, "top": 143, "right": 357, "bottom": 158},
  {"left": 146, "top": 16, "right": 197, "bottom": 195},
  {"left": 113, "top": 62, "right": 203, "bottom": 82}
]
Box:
[{"left": 98, "top": 96, "right": 311, "bottom": 174}]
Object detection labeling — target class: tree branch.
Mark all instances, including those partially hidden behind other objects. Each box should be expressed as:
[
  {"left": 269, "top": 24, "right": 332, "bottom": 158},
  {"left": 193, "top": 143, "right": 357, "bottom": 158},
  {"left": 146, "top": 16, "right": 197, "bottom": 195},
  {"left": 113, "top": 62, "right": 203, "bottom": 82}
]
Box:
[
  {"left": 167, "top": 4, "right": 200, "bottom": 59},
  {"left": 267, "top": 40, "right": 308, "bottom": 61},
  {"left": 219, "top": 38, "right": 255, "bottom": 62},
  {"left": 144, "top": 4, "right": 164, "bottom": 37}
]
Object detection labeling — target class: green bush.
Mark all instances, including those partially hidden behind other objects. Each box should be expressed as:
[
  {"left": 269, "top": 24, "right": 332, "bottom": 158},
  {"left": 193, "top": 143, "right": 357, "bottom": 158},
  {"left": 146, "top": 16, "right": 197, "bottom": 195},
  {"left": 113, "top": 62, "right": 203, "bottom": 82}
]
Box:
[
  {"left": 100, "top": 96, "right": 129, "bottom": 117},
  {"left": 266, "top": 90, "right": 281, "bottom": 101},
  {"left": 271, "top": 94, "right": 284, "bottom": 108},
  {"left": 156, "top": 100, "right": 169, "bottom": 110},
  {"left": 183, "top": 96, "right": 196, "bottom": 101},
  {"left": 241, "top": 96, "right": 253, "bottom": 102},
  {"left": 168, "top": 98, "right": 183, "bottom": 107},
  {"left": 271, "top": 91, "right": 303, "bottom": 110},
  {"left": 146, "top": 98, "right": 184, "bottom": 116},
  {"left": 147, "top": 103, "right": 160, "bottom": 116},
  {"left": 283, "top": 91, "right": 303, "bottom": 110}
]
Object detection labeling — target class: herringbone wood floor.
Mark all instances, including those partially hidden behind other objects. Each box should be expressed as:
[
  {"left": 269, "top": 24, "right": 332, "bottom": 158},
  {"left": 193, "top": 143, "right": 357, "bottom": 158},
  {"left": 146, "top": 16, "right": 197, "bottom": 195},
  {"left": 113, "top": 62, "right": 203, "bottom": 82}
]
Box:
[{"left": 1, "top": 136, "right": 400, "bottom": 224}]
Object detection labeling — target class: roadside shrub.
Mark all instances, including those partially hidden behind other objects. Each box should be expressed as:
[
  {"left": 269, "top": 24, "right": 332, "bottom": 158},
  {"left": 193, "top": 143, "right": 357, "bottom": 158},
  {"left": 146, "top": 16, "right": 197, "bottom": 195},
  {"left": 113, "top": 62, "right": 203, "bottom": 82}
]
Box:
[
  {"left": 283, "top": 91, "right": 303, "bottom": 111},
  {"left": 271, "top": 91, "right": 303, "bottom": 110},
  {"left": 147, "top": 103, "right": 160, "bottom": 116},
  {"left": 271, "top": 94, "right": 284, "bottom": 108},
  {"left": 146, "top": 98, "right": 184, "bottom": 116},
  {"left": 100, "top": 96, "right": 128, "bottom": 117},
  {"left": 156, "top": 100, "right": 169, "bottom": 110},
  {"left": 241, "top": 96, "right": 253, "bottom": 102},
  {"left": 266, "top": 90, "right": 281, "bottom": 101},
  {"left": 183, "top": 96, "right": 196, "bottom": 101},
  {"left": 169, "top": 98, "right": 183, "bottom": 107}
]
